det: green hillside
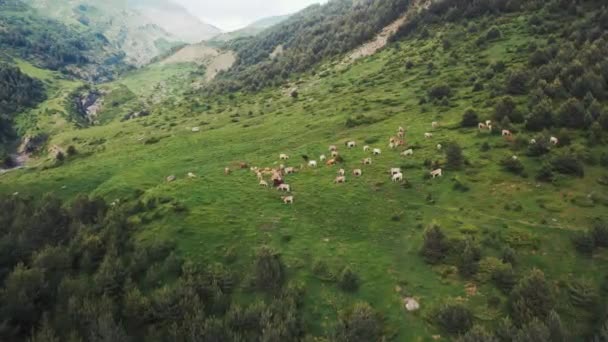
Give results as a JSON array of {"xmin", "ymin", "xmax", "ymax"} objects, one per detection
[{"xmin": 1, "ymin": 0, "xmax": 608, "ymax": 341}]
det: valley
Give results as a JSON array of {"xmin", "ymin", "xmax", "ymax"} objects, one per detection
[{"xmin": 1, "ymin": 0, "xmax": 608, "ymax": 341}]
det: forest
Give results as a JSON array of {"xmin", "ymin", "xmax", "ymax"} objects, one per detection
[
  {"xmin": 0, "ymin": 63, "xmax": 45, "ymax": 149},
  {"xmin": 0, "ymin": 0, "xmax": 127, "ymax": 81},
  {"xmin": 210, "ymin": 0, "xmax": 412, "ymax": 92}
]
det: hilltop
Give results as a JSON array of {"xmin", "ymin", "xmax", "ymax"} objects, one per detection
[{"xmin": 1, "ymin": 0, "xmax": 608, "ymax": 341}]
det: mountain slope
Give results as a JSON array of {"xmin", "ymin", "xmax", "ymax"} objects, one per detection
[
  {"xmin": 1, "ymin": 0, "xmax": 608, "ymax": 341},
  {"xmin": 128, "ymin": 0, "xmax": 221, "ymax": 43},
  {"xmin": 23, "ymin": 0, "xmax": 218, "ymax": 65},
  {"xmin": 209, "ymin": 14, "xmax": 291, "ymax": 42}
]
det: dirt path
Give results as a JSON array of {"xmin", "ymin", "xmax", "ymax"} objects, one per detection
[{"xmin": 343, "ymin": 0, "xmax": 432, "ymax": 64}]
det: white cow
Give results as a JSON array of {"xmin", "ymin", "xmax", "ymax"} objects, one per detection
[
  {"xmin": 284, "ymin": 167, "xmax": 295, "ymax": 174},
  {"xmin": 329, "ymin": 145, "xmax": 337, "ymax": 152},
  {"xmin": 187, "ymin": 172, "xmax": 197, "ymax": 178},
  {"xmin": 362, "ymin": 158, "xmax": 372, "ymax": 165},
  {"xmin": 363, "ymin": 145, "xmax": 370, "ymax": 152},
  {"xmin": 277, "ymin": 184, "xmax": 291, "ymax": 192},
  {"xmin": 432, "ymin": 121, "xmax": 439, "ymax": 129},
  {"xmin": 392, "ymin": 172, "xmax": 403, "ymax": 182},
  {"xmin": 353, "ymin": 169, "xmax": 362, "ymax": 176},
  {"xmin": 390, "ymin": 167, "xmax": 401, "ymax": 175},
  {"xmin": 331, "ymin": 151, "xmax": 340, "ymax": 157},
  {"xmin": 346, "ymin": 141, "xmax": 356, "ymax": 148},
  {"xmin": 530, "ymin": 139, "xmax": 537, "ymax": 144},
  {"xmin": 437, "ymin": 144, "xmax": 442, "ymax": 150},
  {"xmin": 308, "ymin": 160, "xmax": 318, "ymax": 167},
  {"xmin": 373, "ymin": 148, "xmax": 382, "ymax": 155},
  {"xmin": 502, "ymin": 130, "xmax": 512, "ymax": 136},
  {"xmin": 279, "ymin": 153, "xmax": 289, "ymax": 160},
  {"xmin": 281, "ymin": 196, "xmax": 294, "ymax": 204},
  {"xmin": 398, "ymin": 126, "xmax": 405, "ymax": 133},
  {"xmin": 320, "ymin": 154, "xmax": 327, "ymax": 161},
  {"xmin": 259, "ymin": 180, "xmax": 269, "ymax": 187},
  {"xmin": 486, "ymin": 120, "xmax": 492, "ymax": 126},
  {"xmin": 338, "ymin": 168, "xmax": 346, "ymax": 176},
  {"xmin": 512, "ymin": 155, "xmax": 518, "ymax": 160},
  {"xmin": 389, "ymin": 142, "xmax": 396, "ymax": 149},
  {"xmin": 430, "ymin": 169, "xmax": 443, "ymax": 178},
  {"xmin": 478, "ymin": 122, "xmax": 487, "ymax": 130},
  {"xmin": 401, "ymin": 149, "xmax": 413, "ymax": 156},
  {"xmin": 424, "ymin": 133, "xmax": 433, "ymax": 138},
  {"xmin": 550, "ymin": 136, "xmax": 558, "ymax": 145},
  {"xmin": 334, "ymin": 176, "xmax": 346, "ymax": 184}
]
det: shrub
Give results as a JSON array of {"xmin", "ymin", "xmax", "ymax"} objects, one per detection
[
  {"xmin": 536, "ymin": 165, "xmax": 554, "ymax": 182},
  {"xmin": 557, "ymin": 98, "xmax": 586, "ymax": 129},
  {"xmin": 506, "ymin": 69, "xmax": 530, "ymax": 95},
  {"xmin": 338, "ymin": 267, "xmax": 360, "ymax": 292},
  {"xmin": 428, "ymin": 83, "xmax": 452, "ymax": 100},
  {"xmin": 486, "ymin": 26, "xmax": 502, "ymax": 40},
  {"xmin": 66, "ymin": 145, "xmax": 77, "ymax": 156},
  {"xmin": 551, "ymin": 155, "xmax": 584, "ymax": 177},
  {"xmin": 457, "ymin": 238, "xmax": 481, "ymax": 277},
  {"xmin": 494, "ymin": 96, "xmax": 523, "ymax": 123},
  {"xmin": 509, "ymin": 269, "xmax": 554, "ymax": 325},
  {"xmin": 525, "ymin": 99, "xmax": 554, "ymax": 131},
  {"xmin": 334, "ymin": 302, "xmax": 383, "ymax": 342},
  {"xmin": 420, "ymin": 225, "xmax": 450, "ymax": 264},
  {"xmin": 253, "ymin": 246, "xmax": 285, "ymax": 291},
  {"xmin": 572, "ymin": 232, "xmax": 595, "ymax": 255},
  {"xmin": 435, "ymin": 303, "xmax": 474, "ymax": 335},
  {"xmin": 461, "ymin": 108, "xmax": 479, "ymax": 127},
  {"xmin": 501, "ymin": 157, "xmax": 525, "ymax": 176},
  {"xmin": 445, "ymin": 142, "xmax": 464, "ymax": 170}
]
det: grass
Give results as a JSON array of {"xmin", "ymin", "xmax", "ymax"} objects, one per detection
[{"xmin": 2, "ymin": 11, "xmax": 608, "ymax": 340}]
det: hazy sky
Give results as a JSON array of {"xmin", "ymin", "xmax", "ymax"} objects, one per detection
[{"xmin": 174, "ymin": 0, "xmax": 327, "ymax": 31}]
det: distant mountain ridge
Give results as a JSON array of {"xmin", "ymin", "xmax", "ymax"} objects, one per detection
[
  {"xmin": 209, "ymin": 14, "xmax": 291, "ymax": 42},
  {"xmin": 23, "ymin": 0, "xmax": 220, "ymax": 65}
]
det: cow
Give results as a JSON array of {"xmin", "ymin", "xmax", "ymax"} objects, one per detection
[
  {"xmin": 308, "ymin": 160, "xmax": 318, "ymax": 167},
  {"xmin": 424, "ymin": 133, "xmax": 433, "ymax": 138},
  {"xmin": 502, "ymin": 130, "xmax": 512, "ymax": 136},
  {"xmin": 486, "ymin": 120, "xmax": 492, "ymax": 126},
  {"xmin": 550, "ymin": 136, "xmax": 558, "ymax": 145},
  {"xmin": 284, "ymin": 167, "xmax": 295, "ymax": 174},
  {"xmin": 432, "ymin": 121, "xmax": 439, "ymax": 129},
  {"xmin": 279, "ymin": 153, "xmax": 289, "ymax": 160},
  {"xmin": 512, "ymin": 155, "xmax": 518, "ymax": 160},
  {"xmin": 398, "ymin": 126, "xmax": 405, "ymax": 133},
  {"xmin": 430, "ymin": 169, "xmax": 443, "ymax": 178},
  {"xmin": 257, "ymin": 171, "xmax": 264, "ymax": 180},
  {"xmin": 334, "ymin": 176, "xmax": 346, "ymax": 183},
  {"xmin": 392, "ymin": 172, "xmax": 403, "ymax": 182},
  {"xmin": 363, "ymin": 145, "xmax": 370, "ymax": 152},
  {"xmin": 338, "ymin": 168, "xmax": 345, "ymax": 176},
  {"xmin": 362, "ymin": 158, "xmax": 372, "ymax": 165},
  {"xmin": 353, "ymin": 169, "xmax": 362, "ymax": 176},
  {"xmin": 326, "ymin": 159, "xmax": 336, "ymax": 166},
  {"xmin": 397, "ymin": 131, "xmax": 405, "ymax": 139},
  {"xmin": 373, "ymin": 148, "xmax": 381, "ymax": 155},
  {"xmin": 346, "ymin": 141, "xmax": 356, "ymax": 148},
  {"xmin": 478, "ymin": 122, "xmax": 487, "ymax": 130},
  {"xmin": 320, "ymin": 154, "xmax": 327, "ymax": 161},
  {"xmin": 277, "ymin": 184, "xmax": 291, "ymax": 192},
  {"xmin": 281, "ymin": 196, "xmax": 294, "ymax": 204},
  {"xmin": 437, "ymin": 144, "xmax": 442, "ymax": 150},
  {"xmin": 259, "ymin": 180, "xmax": 269, "ymax": 187},
  {"xmin": 401, "ymin": 149, "xmax": 413, "ymax": 156},
  {"xmin": 389, "ymin": 142, "xmax": 396, "ymax": 149},
  {"xmin": 187, "ymin": 172, "xmax": 196, "ymax": 178},
  {"xmin": 390, "ymin": 167, "xmax": 401, "ymax": 175},
  {"xmin": 224, "ymin": 167, "xmax": 231, "ymax": 175},
  {"xmin": 331, "ymin": 151, "xmax": 339, "ymax": 158},
  {"xmin": 530, "ymin": 138, "xmax": 537, "ymax": 144},
  {"xmin": 329, "ymin": 145, "xmax": 337, "ymax": 152}
]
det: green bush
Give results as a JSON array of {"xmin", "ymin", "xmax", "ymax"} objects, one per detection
[
  {"xmin": 551, "ymin": 155, "xmax": 584, "ymax": 177},
  {"xmin": 334, "ymin": 302, "xmax": 383, "ymax": 342},
  {"xmin": 428, "ymin": 83, "xmax": 452, "ymax": 100},
  {"xmin": 338, "ymin": 267, "xmax": 360, "ymax": 292},
  {"xmin": 435, "ymin": 303, "xmax": 474, "ymax": 335},
  {"xmin": 420, "ymin": 225, "xmax": 450, "ymax": 264},
  {"xmin": 461, "ymin": 108, "xmax": 479, "ymax": 127}
]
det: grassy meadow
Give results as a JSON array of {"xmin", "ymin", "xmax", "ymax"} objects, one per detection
[{"xmin": 2, "ymin": 10, "xmax": 608, "ymax": 340}]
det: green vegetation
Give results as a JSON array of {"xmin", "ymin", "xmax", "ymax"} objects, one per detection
[{"xmin": 1, "ymin": 0, "xmax": 608, "ymax": 340}]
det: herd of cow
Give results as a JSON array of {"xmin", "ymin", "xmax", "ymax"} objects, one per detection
[{"xmin": 228, "ymin": 124, "xmax": 448, "ymax": 205}]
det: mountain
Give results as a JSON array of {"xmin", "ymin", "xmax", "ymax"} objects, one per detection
[
  {"xmin": 128, "ymin": 0, "xmax": 221, "ymax": 43},
  {"xmin": 209, "ymin": 14, "xmax": 291, "ymax": 42},
  {"xmin": 1, "ymin": 0, "xmax": 608, "ymax": 341},
  {"xmin": 22, "ymin": 0, "xmax": 219, "ymax": 65}
]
